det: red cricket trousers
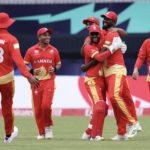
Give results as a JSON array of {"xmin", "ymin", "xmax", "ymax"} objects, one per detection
[
  {"xmin": 31, "ymin": 78, "xmax": 55, "ymax": 135},
  {"xmin": 84, "ymin": 76, "xmax": 106, "ymax": 104},
  {"xmin": 84, "ymin": 76, "xmax": 107, "ymax": 137},
  {"xmin": 105, "ymin": 74, "xmax": 137, "ymax": 135},
  {"xmin": 0, "ymin": 81, "xmax": 14, "ymax": 136}
]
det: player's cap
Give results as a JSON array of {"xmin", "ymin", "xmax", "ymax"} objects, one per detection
[
  {"xmin": 89, "ymin": 24, "xmax": 101, "ymax": 34},
  {"xmin": 101, "ymin": 11, "xmax": 118, "ymax": 23},
  {"xmin": 0, "ymin": 12, "xmax": 15, "ymax": 29},
  {"xmin": 83, "ymin": 16, "xmax": 100, "ymax": 25},
  {"xmin": 37, "ymin": 27, "xmax": 53, "ymax": 36}
]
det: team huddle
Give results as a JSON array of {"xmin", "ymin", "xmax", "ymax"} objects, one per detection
[{"xmin": 1, "ymin": 10, "xmax": 150, "ymax": 143}]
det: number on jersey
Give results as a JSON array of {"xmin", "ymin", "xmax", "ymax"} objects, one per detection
[{"xmin": 0, "ymin": 47, "xmax": 4, "ymax": 63}]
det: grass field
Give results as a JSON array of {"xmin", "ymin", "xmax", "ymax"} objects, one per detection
[{"xmin": 0, "ymin": 116, "xmax": 149, "ymax": 150}]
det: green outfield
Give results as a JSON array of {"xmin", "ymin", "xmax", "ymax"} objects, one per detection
[{"xmin": 0, "ymin": 116, "xmax": 149, "ymax": 150}]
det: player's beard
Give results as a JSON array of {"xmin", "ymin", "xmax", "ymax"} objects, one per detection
[
  {"xmin": 102, "ymin": 21, "xmax": 113, "ymax": 30},
  {"xmin": 91, "ymin": 37, "xmax": 100, "ymax": 44}
]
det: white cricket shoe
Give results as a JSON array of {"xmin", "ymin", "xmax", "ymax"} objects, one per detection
[
  {"xmin": 81, "ymin": 132, "xmax": 90, "ymax": 140},
  {"xmin": 4, "ymin": 126, "xmax": 18, "ymax": 144},
  {"xmin": 137, "ymin": 124, "xmax": 142, "ymax": 132},
  {"xmin": 127, "ymin": 122, "xmax": 141, "ymax": 138},
  {"xmin": 37, "ymin": 134, "xmax": 45, "ymax": 140},
  {"xmin": 45, "ymin": 127, "xmax": 53, "ymax": 139},
  {"xmin": 90, "ymin": 136, "xmax": 104, "ymax": 141},
  {"xmin": 111, "ymin": 134, "xmax": 128, "ymax": 141}
]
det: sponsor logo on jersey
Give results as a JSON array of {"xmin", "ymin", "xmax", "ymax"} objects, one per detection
[
  {"xmin": 34, "ymin": 50, "xmax": 39, "ymax": 54},
  {"xmin": 34, "ymin": 59, "xmax": 52, "ymax": 64},
  {"xmin": 0, "ymin": 39, "xmax": 5, "ymax": 45},
  {"xmin": 34, "ymin": 50, "xmax": 40, "ymax": 55}
]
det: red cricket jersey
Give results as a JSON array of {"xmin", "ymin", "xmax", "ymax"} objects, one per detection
[
  {"xmin": 0, "ymin": 29, "xmax": 31, "ymax": 84},
  {"xmin": 102, "ymin": 31, "xmax": 126, "ymax": 77},
  {"xmin": 24, "ymin": 43, "xmax": 61, "ymax": 80},
  {"xmin": 134, "ymin": 39, "xmax": 150, "ymax": 70},
  {"xmin": 84, "ymin": 43, "xmax": 103, "ymax": 77},
  {"xmin": 103, "ymin": 31, "xmax": 125, "ymax": 67}
]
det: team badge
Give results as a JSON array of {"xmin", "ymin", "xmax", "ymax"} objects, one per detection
[
  {"xmin": 13, "ymin": 43, "xmax": 20, "ymax": 49},
  {"xmin": 50, "ymin": 49, "xmax": 54, "ymax": 53},
  {"xmin": 34, "ymin": 50, "xmax": 39, "ymax": 54},
  {"xmin": 105, "ymin": 41, "xmax": 111, "ymax": 45}
]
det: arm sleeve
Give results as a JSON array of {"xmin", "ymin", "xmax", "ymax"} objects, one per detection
[
  {"xmin": 134, "ymin": 40, "xmax": 147, "ymax": 69},
  {"xmin": 84, "ymin": 45, "xmax": 99, "ymax": 58},
  {"xmin": 93, "ymin": 50, "xmax": 111, "ymax": 62},
  {"xmin": 24, "ymin": 49, "xmax": 31, "ymax": 65},
  {"xmin": 54, "ymin": 49, "xmax": 61, "ymax": 65},
  {"xmin": 9, "ymin": 38, "xmax": 31, "ymax": 78},
  {"xmin": 102, "ymin": 32, "xmax": 117, "ymax": 50}
]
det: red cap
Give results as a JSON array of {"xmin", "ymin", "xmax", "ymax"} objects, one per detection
[
  {"xmin": 89, "ymin": 24, "xmax": 101, "ymax": 34},
  {"xmin": 83, "ymin": 16, "xmax": 100, "ymax": 25},
  {"xmin": 101, "ymin": 11, "xmax": 118, "ymax": 23},
  {"xmin": 0, "ymin": 12, "xmax": 15, "ymax": 29},
  {"xmin": 37, "ymin": 27, "xmax": 53, "ymax": 36}
]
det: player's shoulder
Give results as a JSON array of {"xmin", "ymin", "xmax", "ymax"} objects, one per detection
[
  {"xmin": 84, "ymin": 44, "xmax": 98, "ymax": 52},
  {"xmin": 107, "ymin": 30, "xmax": 119, "ymax": 36},
  {"xmin": 84, "ymin": 44, "xmax": 93, "ymax": 49},
  {"xmin": 84, "ymin": 36, "xmax": 90, "ymax": 43},
  {"xmin": 27, "ymin": 44, "xmax": 38, "ymax": 52},
  {"xmin": 49, "ymin": 44, "xmax": 59, "ymax": 53},
  {"xmin": 143, "ymin": 38, "xmax": 150, "ymax": 44},
  {"xmin": 7, "ymin": 33, "xmax": 18, "ymax": 43}
]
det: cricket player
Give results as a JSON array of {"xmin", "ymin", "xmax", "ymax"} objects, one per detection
[
  {"xmin": 132, "ymin": 39, "xmax": 150, "ymax": 92},
  {"xmin": 81, "ymin": 11, "xmax": 141, "ymax": 141},
  {"xmin": 82, "ymin": 24, "xmax": 123, "ymax": 141},
  {"xmin": 0, "ymin": 12, "xmax": 39, "ymax": 144},
  {"xmin": 101, "ymin": 11, "xmax": 142, "ymax": 140},
  {"xmin": 24, "ymin": 27, "xmax": 61, "ymax": 140},
  {"xmin": 81, "ymin": 15, "xmax": 127, "ymax": 141}
]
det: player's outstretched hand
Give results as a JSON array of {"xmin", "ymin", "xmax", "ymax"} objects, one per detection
[{"xmin": 28, "ymin": 76, "xmax": 39, "ymax": 88}]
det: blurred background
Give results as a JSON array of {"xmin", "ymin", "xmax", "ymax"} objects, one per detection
[{"xmin": 0, "ymin": 0, "xmax": 150, "ymax": 116}]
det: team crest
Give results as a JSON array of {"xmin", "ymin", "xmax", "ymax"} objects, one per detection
[
  {"xmin": 34, "ymin": 50, "xmax": 39, "ymax": 54},
  {"xmin": 50, "ymin": 49, "xmax": 54, "ymax": 53}
]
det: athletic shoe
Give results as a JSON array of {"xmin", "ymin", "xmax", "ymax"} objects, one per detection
[
  {"xmin": 137, "ymin": 124, "xmax": 142, "ymax": 132},
  {"xmin": 4, "ymin": 126, "xmax": 18, "ymax": 144},
  {"xmin": 111, "ymin": 134, "xmax": 128, "ymax": 141},
  {"xmin": 81, "ymin": 132, "xmax": 90, "ymax": 140},
  {"xmin": 90, "ymin": 136, "xmax": 104, "ymax": 141},
  {"xmin": 45, "ymin": 127, "xmax": 53, "ymax": 139},
  {"xmin": 127, "ymin": 122, "xmax": 141, "ymax": 138},
  {"xmin": 37, "ymin": 134, "xmax": 45, "ymax": 140}
]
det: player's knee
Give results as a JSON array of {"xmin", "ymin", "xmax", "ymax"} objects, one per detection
[
  {"xmin": 41, "ymin": 103, "xmax": 51, "ymax": 112},
  {"xmin": 94, "ymin": 100, "xmax": 108, "ymax": 114},
  {"xmin": 2, "ymin": 110, "xmax": 12, "ymax": 118}
]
